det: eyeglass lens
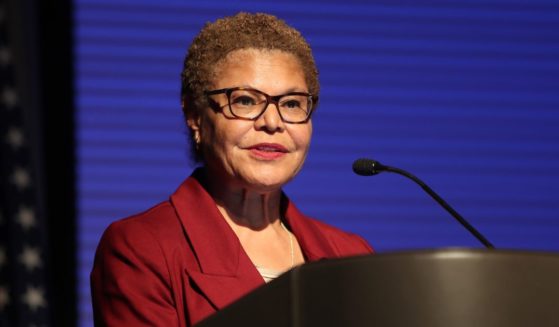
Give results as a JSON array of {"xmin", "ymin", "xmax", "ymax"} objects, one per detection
[{"xmin": 228, "ymin": 89, "xmax": 311, "ymax": 122}]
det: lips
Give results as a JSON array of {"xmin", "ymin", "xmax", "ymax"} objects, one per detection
[
  {"xmin": 246, "ymin": 143, "xmax": 288, "ymax": 160},
  {"xmin": 247, "ymin": 143, "xmax": 288, "ymax": 152}
]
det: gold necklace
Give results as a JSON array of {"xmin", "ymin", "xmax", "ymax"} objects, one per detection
[{"xmin": 281, "ymin": 222, "xmax": 294, "ymax": 268}]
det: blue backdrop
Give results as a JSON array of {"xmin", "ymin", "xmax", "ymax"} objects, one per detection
[{"xmin": 75, "ymin": 0, "xmax": 559, "ymax": 325}]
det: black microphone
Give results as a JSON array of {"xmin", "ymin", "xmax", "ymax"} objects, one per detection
[{"xmin": 352, "ymin": 158, "xmax": 495, "ymax": 249}]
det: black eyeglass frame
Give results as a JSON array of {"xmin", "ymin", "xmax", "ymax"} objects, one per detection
[{"xmin": 204, "ymin": 87, "xmax": 318, "ymax": 124}]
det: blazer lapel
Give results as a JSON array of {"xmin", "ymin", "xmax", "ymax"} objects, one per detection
[
  {"xmin": 186, "ymin": 260, "xmax": 263, "ymax": 310},
  {"xmin": 169, "ymin": 169, "xmax": 340, "ymax": 309},
  {"xmin": 282, "ymin": 195, "xmax": 339, "ymax": 261},
  {"xmin": 170, "ymin": 169, "xmax": 264, "ymax": 309}
]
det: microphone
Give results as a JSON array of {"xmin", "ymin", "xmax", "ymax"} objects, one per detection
[{"xmin": 352, "ymin": 158, "xmax": 495, "ymax": 249}]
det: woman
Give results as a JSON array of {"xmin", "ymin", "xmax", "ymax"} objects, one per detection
[{"xmin": 91, "ymin": 12, "xmax": 373, "ymax": 326}]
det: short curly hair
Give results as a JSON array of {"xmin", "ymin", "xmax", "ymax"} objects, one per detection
[{"xmin": 180, "ymin": 12, "xmax": 320, "ymax": 162}]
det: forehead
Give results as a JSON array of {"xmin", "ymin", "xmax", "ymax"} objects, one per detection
[{"xmin": 210, "ymin": 49, "xmax": 306, "ymax": 90}]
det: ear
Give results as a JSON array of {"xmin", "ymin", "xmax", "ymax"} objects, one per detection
[{"xmin": 183, "ymin": 98, "xmax": 202, "ymax": 143}]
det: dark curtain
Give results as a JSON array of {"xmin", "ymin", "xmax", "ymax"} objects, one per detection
[{"xmin": 0, "ymin": 0, "xmax": 75, "ymax": 326}]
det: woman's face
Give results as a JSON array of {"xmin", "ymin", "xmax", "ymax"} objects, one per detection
[{"xmin": 190, "ymin": 49, "xmax": 313, "ymax": 192}]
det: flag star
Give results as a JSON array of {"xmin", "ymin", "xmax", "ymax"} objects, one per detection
[
  {"xmin": 22, "ymin": 286, "xmax": 47, "ymax": 311},
  {"xmin": 6, "ymin": 127, "xmax": 25, "ymax": 149},
  {"xmin": 0, "ymin": 286, "xmax": 10, "ymax": 311},
  {"xmin": 16, "ymin": 206, "xmax": 36, "ymax": 230},
  {"xmin": 12, "ymin": 166, "xmax": 31, "ymax": 190},
  {"xmin": 0, "ymin": 47, "xmax": 10, "ymax": 66},
  {"xmin": 19, "ymin": 246, "xmax": 42, "ymax": 271},
  {"xmin": 2, "ymin": 87, "xmax": 18, "ymax": 109},
  {"xmin": 0, "ymin": 247, "xmax": 6, "ymax": 267}
]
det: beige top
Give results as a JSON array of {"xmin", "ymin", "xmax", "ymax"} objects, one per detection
[{"xmin": 255, "ymin": 266, "xmax": 283, "ymax": 283}]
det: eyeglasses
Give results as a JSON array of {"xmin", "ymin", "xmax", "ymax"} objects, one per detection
[{"xmin": 204, "ymin": 87, "xmax": 317, "ymax": 124}]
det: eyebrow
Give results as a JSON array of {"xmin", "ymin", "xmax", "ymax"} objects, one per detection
[
  {"xmin": 284, "ymin": 87, "xmax": 309, "ymax": 93},
  {"xmin": 239, "ymin": 85, "xmax": 309, "ymax": 94}
]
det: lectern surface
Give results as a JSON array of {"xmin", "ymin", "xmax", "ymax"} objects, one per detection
[{"xmin": 197, "ymin": 249, "xmax": 559, "ymax": 327}]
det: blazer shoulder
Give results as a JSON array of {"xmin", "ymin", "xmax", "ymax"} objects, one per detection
[
  {"xmin": 301, "ymin": 215, "xmax": 375, "ymax": 256},
  {"xmin": 99, "ymin": 200, "xmax": 185, "ymax": 252}
]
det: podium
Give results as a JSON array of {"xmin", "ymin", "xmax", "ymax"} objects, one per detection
[{"xmin": 197, "ymin": 249, "xmax": 559, "ymax": 327}]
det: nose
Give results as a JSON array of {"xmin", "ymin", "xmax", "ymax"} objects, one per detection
[{"xmin": 254, "ymin": 102, "xmax": 285, "ymax": 133}]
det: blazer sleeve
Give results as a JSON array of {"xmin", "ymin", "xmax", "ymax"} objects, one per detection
[
  {"xmin": 336, "ymin": 232, "xmax": 375, "ymax": 256},
  {"xmin": 90, "ymin": 220, "xmax": 181, "ymax": 326},
  {"xmin": 353, "ymin": 233, "xmax": 375, "ymax": 254}
]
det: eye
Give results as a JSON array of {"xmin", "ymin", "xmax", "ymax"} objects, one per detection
[
  {"xmin": 232, "ymin": 95, "xmax": 257, "ymax": 107},
  {"xmin": 283, "ymin": 100, "xmax": 301, "ymax": 109},
  {"xmin": 280, "ymin": 95, "xmax": 307, "ymax": 111}
]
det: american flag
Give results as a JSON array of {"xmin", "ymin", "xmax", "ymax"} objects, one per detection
[{"xmin": 1, "ymin": 0, "xmax": 51, "ymax": 325}]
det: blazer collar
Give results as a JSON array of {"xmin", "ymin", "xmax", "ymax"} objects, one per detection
[
  {"xmin": 169, "ymin": 168, "xmax": 338, "ymax": 309},
  {"xmin": 170, "ymin": 169, "xmax": 263, "ymax": 309},
  {"xmin": 282, "ymin": 195, "xmax": 338, "ymax": 261},
  {"xmin": 171, "ymin": 168, "xmax": 246, "ymax": 277}
]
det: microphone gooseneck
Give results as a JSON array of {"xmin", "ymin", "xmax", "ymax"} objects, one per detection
[{"xmin": 352, "ymin": 158, "xmax": 495, "ymax": 249}]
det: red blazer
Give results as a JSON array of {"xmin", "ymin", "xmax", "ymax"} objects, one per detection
[{"xmin": 91, "ymin": 170, "xmax": 374, "ymax": 326}]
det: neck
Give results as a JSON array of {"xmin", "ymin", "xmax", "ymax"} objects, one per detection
[{"xmin": 203, "ymin": 171, "xmax": 283, "ymax": 231}]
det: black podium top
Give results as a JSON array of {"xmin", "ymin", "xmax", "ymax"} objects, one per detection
[{"xmin": 198, "ymin": 249, "xmax": 559, "ymax": 327}]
